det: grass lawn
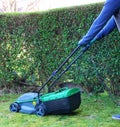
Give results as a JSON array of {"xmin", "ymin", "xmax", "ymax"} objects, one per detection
[{"xmin": 0, "ymin": 92, "xmax": 120, "ymax": 127}]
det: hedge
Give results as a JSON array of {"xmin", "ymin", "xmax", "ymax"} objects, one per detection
[{"xmin": 0, "ymin": 3, "xmax": 120, "ymax": 95}]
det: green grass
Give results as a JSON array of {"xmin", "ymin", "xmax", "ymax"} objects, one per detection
[{"xmin": 0, "ymin": 93, "xmax": 120, "ymax": 127}]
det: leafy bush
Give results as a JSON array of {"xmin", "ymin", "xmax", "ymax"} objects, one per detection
[{"xmin": 0, "ymin": 3, "xmax": 120, "ymax": 95}]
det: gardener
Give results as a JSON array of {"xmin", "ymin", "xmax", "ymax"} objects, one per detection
[{"xmin": 78, "ymin": 0, "xmax": 120, "ymax": 120}]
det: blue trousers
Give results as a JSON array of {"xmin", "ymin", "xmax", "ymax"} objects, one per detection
[{"xmin": 79, "ymin": 0, "xmax": 120, "ymax": 46}]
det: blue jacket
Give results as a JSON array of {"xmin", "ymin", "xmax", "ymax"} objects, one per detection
[{"xmin": 78, "ymin": 0, "xmax": 120, "ymax": 46}]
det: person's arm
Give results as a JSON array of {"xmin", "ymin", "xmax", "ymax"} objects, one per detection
[
  {"xmin": 94, "ymin": 16, "xmax": 117, "ymax": 41},
  {"xmin": 78, "ymin": 0, "xmax": 120, "ymax": 46}
]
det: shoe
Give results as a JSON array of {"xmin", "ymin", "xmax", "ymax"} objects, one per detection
[{"xmin": 112, "ymin": 114, "xmax": 120, "ymax": 120}]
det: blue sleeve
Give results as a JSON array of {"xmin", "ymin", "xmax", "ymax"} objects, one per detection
[
  {"xmin": 94, "ymin": 16, "xmax": 117, "ymax": 40},
  {"xmin": 78, "ymin": 0, "xmax": 120, "ymax": 46}
]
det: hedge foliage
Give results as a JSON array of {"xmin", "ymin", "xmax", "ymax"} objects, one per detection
[{"xmin": 0, "ymin": 3, "xmax": 120, "ymax": 94}]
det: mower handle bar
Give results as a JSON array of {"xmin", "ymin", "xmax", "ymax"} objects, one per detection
[
  {"xmin": 38, "ymin": 44, "xmax": 90, "ymax": 95},
  {"xmin": 38, "ymin": 45, "xmax": 81, "ymax": 93},
  {"xmin": 48, "ymin": 44, "xmax": 90, "ymax": 91}
]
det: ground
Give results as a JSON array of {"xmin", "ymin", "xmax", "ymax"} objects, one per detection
[{"xmin": 0, "ymin": 92, "xmax": 120, "ymax": 127}]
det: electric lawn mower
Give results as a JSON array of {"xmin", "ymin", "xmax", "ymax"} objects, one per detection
[{"xmin": 9, "ymin": 44, "xmax": 91, "ymax": 116}]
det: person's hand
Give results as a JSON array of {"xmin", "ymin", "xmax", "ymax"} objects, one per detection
[
  {"xmin": 78, "ymin": 39, "xmax": 90, "ymax": 47},
  {"xmin": 78, "ymin": 38, "xmax": 96, "ymax": 47}
]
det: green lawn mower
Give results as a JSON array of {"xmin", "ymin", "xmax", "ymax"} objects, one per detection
[{"xmin": 10, "ymin": 45, "xmax": 90, "ymax": 116}]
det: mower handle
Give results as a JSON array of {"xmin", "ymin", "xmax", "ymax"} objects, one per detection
[
  {"xmin": 48, "ymin": 44, "xmax": 91, "ymax": 92},
  {"xmin": 38, "ymin": 45, "xmax": 81, "ymax": 94},
  {"xmin": 38, "ymin": 39, "xmax": 96, "ymax": 96}
]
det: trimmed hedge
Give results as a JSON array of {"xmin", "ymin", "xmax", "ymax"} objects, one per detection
[{"xmin": 0, "ymin": 3, "xmax": 120, "ymax": 95}]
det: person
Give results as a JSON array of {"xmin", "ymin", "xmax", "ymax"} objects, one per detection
[
  {"xmin": 78, "ymin": 0, "xmax": 120, "ymax": 46},
  {"xmin": 78, "ymin": 0, "xmax": 120, "ymax": 120}
]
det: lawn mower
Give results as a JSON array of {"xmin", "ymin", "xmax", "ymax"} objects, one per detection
[{"xmin": 9, "ymin": 44, "xmax": 91, "ymax": 116}]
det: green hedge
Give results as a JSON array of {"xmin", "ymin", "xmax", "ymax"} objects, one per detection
[{"xmin": 0, "ymin": 3, "xmax": 120, "ymax": 95}]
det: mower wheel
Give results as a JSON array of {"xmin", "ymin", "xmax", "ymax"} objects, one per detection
[
  {"xmin": 36, "ymin": 105, "xmax": 46, "ymax": 116},
  {"xmin": 10, "ymin": 102, "xmax": 20, "ymax": 112}
]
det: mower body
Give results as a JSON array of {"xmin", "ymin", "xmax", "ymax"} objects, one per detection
[{"xmin": 10, "ymin": 87, "xmax": 81, "ymax": 116}]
